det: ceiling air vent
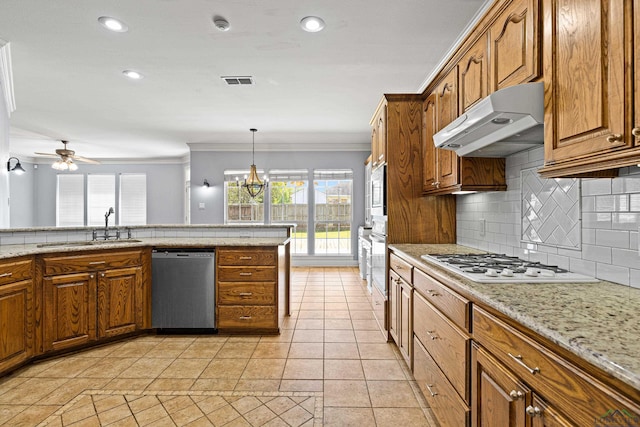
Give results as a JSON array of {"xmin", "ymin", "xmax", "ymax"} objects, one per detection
[{"xmin": 222, "ymin": 76, "xmax": 253, "ymax": 85}]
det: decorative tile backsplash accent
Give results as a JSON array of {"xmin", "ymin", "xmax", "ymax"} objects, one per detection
[{"xmin": 521, "ymin": 167, "xmax": 581, "ymax": 249}]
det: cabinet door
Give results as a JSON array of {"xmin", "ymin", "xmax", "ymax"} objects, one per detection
[
  {"xmin": 97, "ymin": 266, "xmax": 142, "ymax": 338},
  {"xmin": 371, "ymin": 127, "xmax": 378, "ymax": 168},
  {"xmin": 634, "ymin": 0, "xmax": 640, "ymax": 147},
  {"xmin": 398, "ymin": 281, "xmax": 412, "ymax": 365},
  {"xmin": 489, "ymin": 0, "xmax": 540, "ymax": 91},
  {"xmin": 376, "ymin": 105, "xmax": 387, "ymax": 166},
  {"xmin": 388, "ymin": 270, "xmax": 399, "ymax": 344},
  {"xmin": 529, "ymin": 394, "xmax": 573, "ymax": 427},
  {"xmin": 43, "ymin": 273, "xmax": 97, "ymax": 352},
  {"xmin": 436, "ymin": 70, "xmax": 459, "ymax": 189},
  {"xmin": 471, "ymin": 344, "xmax": 528, "ymax": 427},
  {"xmin": 422, "ymin": 93, "xmax": 438, "ymax": 191},
  {"xmin": 542, "ymin": 0, "xmax": 627, "ymax": 165},
  {"xmin": 459, "ymin": 35, "xmax": 488, "ymax": 113},
  {"xmin": 0, "ymin": 279, "xmax": 33, "ymax": 373}
]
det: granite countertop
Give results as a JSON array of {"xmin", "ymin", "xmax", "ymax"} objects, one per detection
[
  {"xmin": 390, "ymin": 243, "xmax": 640, "ymax": 392},
  {"xmin": 0, "ymin": 237, "xmax": 290, "ymax": 259}
]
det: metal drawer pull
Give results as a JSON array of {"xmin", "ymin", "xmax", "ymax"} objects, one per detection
[
  {"xmin": 632, "ymin": 127, "xmax": 640, "ymax": 137},
  {"xmin": 89, "ymin": 261, "xmax": 106, "ymax": 265},
  {"xmin": 239, "ymin": 272, "xmax": 252, "ymax": 276},
  {"xmin": 90, "ymin": 274, "xmax": 95, "ymax": 279},
  {"xmin": 509, "ymin": 390, "xmax": 525, "ymax": 400},
  {"xmin": 239, "ymin": 256, "xmax": 252, "ymax": 260},
  {"xmin": 0, "ymin": 272, "xmax": 13, "ymax": 278},
  {"xmin": 239, "ymin": 292, "xmax": 253, "ymax": 297},
  {"xmin": 508, "ymin": 353, "xmax": 540, "ymax": 375},
  {"xmin": 395, "ymin": 264, "xmax": 403, "ymax": 269},
  {"xmin": 239, "ymin": 316, "xmax": 252, "ymax": 320},
  {"xmin": 425, "ymin": 384, "xmax": 438, "ymax": 397},
  {"xmin": 526, "ymin": 406, "xmax": 542, "ymax": 417},
  {"xmin": 101, "ymin": 273, "xmax": 105, "ymax": 277},
  {"xmin": 426, "ymin": 330, "xmax": 439, "ymax": 340},
  {"xmin": 427, "ymin": 289, "xmax": 440, "ymax": 297}
]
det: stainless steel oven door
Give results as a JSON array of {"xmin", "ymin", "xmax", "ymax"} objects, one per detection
[
  {"xmin": 371, "ymin": 165, "xmax": 386, "ymax": 217},
  {"xmin": 370, "ymin": 232, "xmax": 386, "ymax": 297}
]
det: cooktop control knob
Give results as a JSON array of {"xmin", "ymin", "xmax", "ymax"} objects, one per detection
[
  {"xmin": 485, "ymin": 268, "xmax": 499, "ymax": 277},
  {"xmin": 524, "ymin": 268, "xmax": 539, "ymax": 277},
  {"xmin": 539, "ymin": 269, "xmax": 556, "ymax": 277},
  {"xmin": 501, "ymin": 268, "xmax": 514, "ymax": 277}
]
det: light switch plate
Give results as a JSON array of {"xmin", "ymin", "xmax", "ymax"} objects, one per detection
[{"xmin": 199, "ymin": 203, "xmax": 205, "ymax": 210}]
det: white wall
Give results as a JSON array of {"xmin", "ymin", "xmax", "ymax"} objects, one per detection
[
  {"xmin": 10, "ymin": 162, "xmax": 186, "ymax": 227},
  {"xmin": 190, "ymin": 149, "xmax": 370, "ymax": 259},
  {"xmin": 0, "ymin": 80, "xmax": 9, "ymax": 228},
  {"xmin": 457, "ymin": 146, "xmax": 640, "ymax": 288}
]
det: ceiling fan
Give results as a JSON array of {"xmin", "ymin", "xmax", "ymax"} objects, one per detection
[{"xmin": 35, "ymin": 140, "xmax": 100, "ymax": 171}]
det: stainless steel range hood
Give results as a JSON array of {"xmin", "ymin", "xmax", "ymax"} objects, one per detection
[{"xmin": 433, "ymin": 82, "xmax": 544, "ymax": 157}]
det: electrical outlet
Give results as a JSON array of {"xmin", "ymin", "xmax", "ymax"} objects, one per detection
[
  {"xmin": 479, "ymin": 218, "xmax": 486, "ymax": 236},
  {"xmin": 199, "ymin": 203, "xmax": 205, "ymax": 210}
]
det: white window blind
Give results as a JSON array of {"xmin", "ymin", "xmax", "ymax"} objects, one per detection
[
  {"xmin": 119, "ymin": 173, "xmax": 147, "ymax": 225},
  {"xmin": 87, "ymin": 174, "xmax": 116, "ymax": 226},
  {"xmin": 56, "ymin": 174, "xmax": 84, "ymax": 227}
]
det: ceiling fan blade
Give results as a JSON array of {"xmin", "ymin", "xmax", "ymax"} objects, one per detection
[
  {"xmin": 71, "ymin": 155, "xmax": 101, "ymax": 164},
  {"xmin": 34, "ymin": 152, "xmax": 60, "ymax": 157}
]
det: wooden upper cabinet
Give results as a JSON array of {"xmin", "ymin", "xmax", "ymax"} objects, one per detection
[
  {"xmin": 436, "ymin": 69, "xmax": 459, "ymax": 190},
  {"xmin": 488, "ymin": 0, "xmax": 540, "ymax": 91},
  {"xmin": 459, "ymin": 34, "xmax": 489, "ymax": 113},
  {"xmin": 538, "ymin": 0, "xmax": 635, "ymax": 177},
  {"xmin": 371, "ymin": 101, "xmax": 387, "ymax": 169},
  {"xmin": 422, "ymin": 94, "xmax": 438, "ymax": 191}
]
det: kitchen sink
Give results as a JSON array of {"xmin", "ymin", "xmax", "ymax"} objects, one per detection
[{"xmin": 36, "ymin": 239, "xmax": 143, "ymax": 248}]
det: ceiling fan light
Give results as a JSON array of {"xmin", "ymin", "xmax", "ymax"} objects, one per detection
[
  {"xmin": 52, "ymin": 160, "xmax": 67, "ymax": 171},
  {"xmin": 67, "ymin": 161, "xmax": 78, "ymax": 171}
]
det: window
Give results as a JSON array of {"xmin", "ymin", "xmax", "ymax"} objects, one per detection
[
  {"xmin": 313, "ymin": 169, "xmax": 353, "ymax": 255},
  {"xmin": 87, "ymin": 174, "xmax": 116, "ymax": 226},
  {"xmin": 224, "ymin": 170, "xmax": 265, "ymax": 223},
  {"xmin": 120, "ymin": 173, "xmax": 147, "ymax": 225},
  {"xmin": 269, "ymin": 170, "xmax": 308, "ymax": 254},
  {"xmin": 56, "ymin": 173, "xmax": 147, "ymax": 226},
  {"xmin": 56, "ymin": 174, "xmax": 84, "ymax": 227}
]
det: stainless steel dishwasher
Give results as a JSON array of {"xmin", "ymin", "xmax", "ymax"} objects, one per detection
[{"xmin": 151, "ymin": 249, "xmax": 216, "ymax": 330}]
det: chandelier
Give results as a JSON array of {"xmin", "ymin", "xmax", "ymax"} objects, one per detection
[{"xmin": 242, "ymin": 128, "xmax": 266, "ymax": 198}]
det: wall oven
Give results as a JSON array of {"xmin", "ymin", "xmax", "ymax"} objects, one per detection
[{"xmin": 370, "ymin": 216, "xmax": 387, "ymax": 297}]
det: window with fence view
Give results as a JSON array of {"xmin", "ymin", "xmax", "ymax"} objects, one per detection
[
  {"xmin": 269, "ymin": 170, "xmax": 308, "ymax": 254},
  {"xmin": 314, "ymin": 170, "xmax": 352, "ymax": 255},
  {"xmin": 225, "ymin": 170, "xmax": 265, "ymax": 223}
]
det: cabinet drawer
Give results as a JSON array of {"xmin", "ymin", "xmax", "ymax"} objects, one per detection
[
  {"xmin": 0, "ymin": 258, "xmax": 33, "ymax": 285},
  {"xmin": 217, "ymin": 305, "xmax": 276, "ymax": 330},
  {"xmin": 473, "ymin": 306, "xmax": 640, "ymax": 425},
  {"xmin": 217, "ymin": 266, "xmax": 277, "ymax": 282},
  {"xmin": 42, "ymin": 250, "xmax": 142, "ymax": 275},
  {"xmin": 218, "ymin": 282, "xmax": 276, "ymax": 305},
  {"xmin": 414, "ymin": 268, "xmax": 470, "ymax": 331},
  {"xmin": 217, "ymin": 248, "xmax": 277, "ymax": 266},
  {"xmin": 414, "ymin": 337, "xmax": 470, "ymax": 427},
  {"xmin": 414, "ymin": 291, "xmax": 469, "ymax": 402},
  {"xmin": 389, "ymin": 253, "xmax": 412, "ymax": 283}
]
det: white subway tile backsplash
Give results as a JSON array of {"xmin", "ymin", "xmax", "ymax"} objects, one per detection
[
  {"xmin": 595, "ymin": 195, "xmax": 629, "ymax": 212},
  {"xmin": 611, "ymin": 248, "xmax": 640, "ymax": 269},
  {"xmin": 582, "ymin": 244, "xmax": 612, "ymax": 263},
  {"xmin": 596, "ymin": 263, "xmax": 629, "ymax": 286},
  {"xmin": 582, "ymin": 212, "xmax": 612, "ymax": 230},
  {"xmin": 630, "ymin": 269, "xmax": 640, "ymax": 289},
  {"xmin": 595, "ymin": 229, "xmax": 630, "ymax": 249},
  {"xmin": 569, "ymin": 258, "xmax": 597, "ymax": 277},
  {"xmin": 612, "ymin": 176, "xmax": 640, "ymax": 193},
  {"xmin": 582, "ymin": 178, "xmax": 612, "ymax": 196},
  {"xmin": 611, "ymin": 213, "xmax": 640, "ymax": 230}
]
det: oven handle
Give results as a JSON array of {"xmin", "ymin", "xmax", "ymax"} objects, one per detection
[{"xmin": 370, "ymin": 234, "xmax": 386, "ymax": 243}]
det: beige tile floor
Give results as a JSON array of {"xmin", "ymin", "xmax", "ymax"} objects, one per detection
[{"xmin": 0, "ymin": 267, "xmax": 437, "ymax": 426}]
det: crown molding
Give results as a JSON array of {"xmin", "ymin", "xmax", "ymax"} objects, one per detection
[{"xmin": 188, "ymin": 141, "xmax": 370, "ymax": 152}]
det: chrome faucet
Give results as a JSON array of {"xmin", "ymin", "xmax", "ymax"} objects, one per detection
[{"xmin": 104, "ymin": 207, "xmax": 114, "ymax": 239}]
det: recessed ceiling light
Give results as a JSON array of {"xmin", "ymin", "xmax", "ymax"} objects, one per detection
[
  {"xmin": 122, "ymin": 70, "xmax": 143, "ymax": 80},
  {"xmin": 213, "ymin": 16, "xmax": 230, "ymax": 32},
  {"xmin": 300, "ymin": 16, "xmax": 325, "ymax": 33},
  {"xmin": 98, "ymin": 16, "xmax": 129, "ymax": 33}
]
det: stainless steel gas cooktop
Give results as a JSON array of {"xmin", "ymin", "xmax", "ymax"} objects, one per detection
[{"xmin": 420, "ymin": 253, "xmax": 598, "ymax": 283}]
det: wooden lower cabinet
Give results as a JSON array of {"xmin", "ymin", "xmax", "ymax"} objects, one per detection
[
  {"xmin": 97, "ymin": 266, "xmax": 143, "ymax": 338},
  {"xmin": 43, "ymin": 272, "xmax": 97, "ymax": 352},
  {"xmin": 216, "ymin": 247, "xmax": 279, "ymax": 333},
  {"xmin": 41, "ymin": 249, "xmax": 148, "ymax": 352},
  {"xmin": 0, "ymin": 257, "xmax": 34, "ymax": 374},
  {"xmin": 388, "ymin": 267, "xmax": 412, "ymax": 366}
]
